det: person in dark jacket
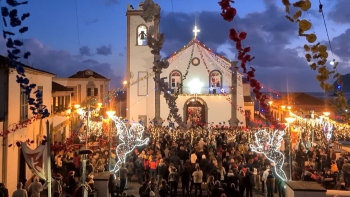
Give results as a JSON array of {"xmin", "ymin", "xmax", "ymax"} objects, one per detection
[
  {"xmin": 66, "ymin": 171, "xmax": 77, "ymax": 196},
  {"xmin": 210, "ymin": 180, "xmax": 224, "ymax": 197},
  {"xmin": 181, "ymin": 164, "xmax": 191, "ymax": 196},
  {"xmin": 108, "ymin": 174, "xmax": 117, "ymax": 197},
  {"xmin": 226, "ymin": 183, "xmax": 240, "ymax": 197},
  {"xmin": 266, "ymin": 171, "xmax": 275, "ymax": 197},
  {"xmin": 199, "ymin": 155, "xmax": 209, "ymax": 182},
  {"xmin": 0, "ymin": 183, "xmax": 8, "ymax": 197},
  {"xmin": 243, "ymin": 169, "xmax": 254, "ymax": 197}
]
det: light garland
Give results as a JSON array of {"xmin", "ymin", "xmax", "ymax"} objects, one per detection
[
  {"xmin": 110, "ymin": 116, "xmax": 149, "ymax": 173},
  {"xmin": 250, "ymin": 129, "xmax": 287, "ymax": 181}
]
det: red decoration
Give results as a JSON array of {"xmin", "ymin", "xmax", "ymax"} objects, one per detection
[
  {"xmin": 0, "ymin": 116, "xmax": 39, "ymax": 138},
  {"xmin": 218, "ymin": 0, "xmax": 284, "ymax": 130}
]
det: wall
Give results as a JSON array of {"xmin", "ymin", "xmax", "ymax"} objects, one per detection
[
  {"xmin": 53, "ymin": 78, "xmax": 109, "ymax": 106},
  {"xmin": 127, "ymin": 10, "xmax": 154, "ymax": 121},
  {"xmin": 126, "ymin": 7, "xmax": 248, "ymax": 125},
  {"xmin": 5, "ymin": 68, "xmax": 54, "ymax": 193}
]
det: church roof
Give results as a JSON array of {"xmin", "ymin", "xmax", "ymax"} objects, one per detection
[
  {"xmin": 68, "ymin": 69, "xmax": 109, "ymax": 80},
  {"xmin": 164, "ymin": 39, "xmax": 232, "ymax": 64}
]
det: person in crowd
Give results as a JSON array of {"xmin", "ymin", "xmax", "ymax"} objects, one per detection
[
  {"xmin": 192, "ymin": 165, "xmax": 203, "ymax": 197},
  {"xmin": 238, "ymin": 170, "xmax": 245, "ymax": 197},
  {"xmin": 0, "ymin": 183, "xmax": 8, "ymax": 197},
  {"xmin": 12, "ymin": 183, "xmax": 28, "ymax": 197},
  {"xmin": 52, "ymin": 174, "xmax": 63, "ymax": 196},
  {"xmin": 168, "ymin": 167, "xmax": 179, "ymax": 197},
  {"xmin": 66, "ymin": 171, "xmax": 77, "ymax": 196},
  {"xmin": 119, "ymin": 163, "xmax": 128, "ymax": 195},
  {"xmin": 266, "ymin": 171, "xmax": 275, "ymax": 197},
  {"xmin": 27, "ymin": 177, "xmax": 44, "ymax": 197},
  {"xmin": 108, "ymin": 174, "xmax": 117, "ymax": 197},
  {"xmin": 158, "ymin": 180, "xmax": 169, "ymax": 197},
  {"xmin": 181, "ymin": 163, "xmax": 191, "ymax": 196}
]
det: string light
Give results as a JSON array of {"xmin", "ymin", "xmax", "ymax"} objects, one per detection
[
  {"xmin": 110, "ymin": 116, "xmax": 149, "ymax": 173},
  {"xmin": 250, "ymin": 129, "xmax": 287, "ymax": 181}
]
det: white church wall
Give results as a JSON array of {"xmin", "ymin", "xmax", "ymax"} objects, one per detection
[
  {"xmin": 127, "ymin": 12, "xmax": 154, "ymax": 122},
  {"xmin": 161, "ymin": 42, "xmax": 233, "ymax": 95},
  {"xmin": 236, "ymin": 73, "xmax": 246, "ymax": 125}
]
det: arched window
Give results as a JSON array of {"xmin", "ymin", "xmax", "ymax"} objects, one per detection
[
  {"xmin": 209, "ymin": 70, "xmax": 222, "ymax": 94},
  {"xmin": 137, "ymin": 25, "xmax": 147, "ymax": 46},
  {"xmin": 169, "ymin": 70, "xmax": 182, "ymax": 94}
]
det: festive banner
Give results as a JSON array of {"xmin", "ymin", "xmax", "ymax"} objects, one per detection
[{"xmin": 21, "ymin": 142, "xmax": 47, "ymax": 181}]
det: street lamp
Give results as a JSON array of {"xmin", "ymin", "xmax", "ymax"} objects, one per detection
[
  {"xmin": 74, "ymin": 104, "xmax": 80, "ymax": 109},
  {"xmin": 323, "ymin": 112, "xmax": 330, "ymax": 117},
  {"xmin": 285, "ymin": 117, "xmax": 296, "ymax": 180},
  {"xmin": 281, "ymin": 105, "xmax": 286, "ymax": 110},
  {"xmin": 123, "ymin": 80, "xmax": 127, "ymax": 85},
  {"xmin": 97, "ymin": 102, "xmax": 102, "ymax": 108},
  {"xmin": 268, "ymin": 101, "xmax": 273, "ymax": 105},
  {"xmin": 287, "ymin": 106, "xmax": 291, "ymax": 110},
  {"xmin": 106, "ymin": 110, "xmax": 116, "ymax": 171}
]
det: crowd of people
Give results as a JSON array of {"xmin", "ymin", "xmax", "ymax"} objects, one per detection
[{"xmin": 8, "ymin": 124, "xmax": 350, "ymax": 197}]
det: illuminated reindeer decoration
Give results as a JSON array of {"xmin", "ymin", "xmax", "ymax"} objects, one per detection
[
  {"xmin": 250, "ymin": 130, "xmax": 287, "ymax": 181},
  {"xmin": 110, "ymin": 117, "xmax": 149, "ymax": 173}
]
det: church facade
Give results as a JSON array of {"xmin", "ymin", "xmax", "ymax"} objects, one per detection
[{"xmin": 125, "ymin": 3, "xmax": 253, "ymax": 126}]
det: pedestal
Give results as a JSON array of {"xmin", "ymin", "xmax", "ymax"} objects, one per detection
[
  {"xmin": 94, "ymin": 172, "xmax": 111, "ymax": 197},
  {"xmin": 285, "ymin": 181, "xmax": 326, "ymax": 197}
]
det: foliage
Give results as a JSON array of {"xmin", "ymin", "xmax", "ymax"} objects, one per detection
[
  {"xmin": 281, "ymin": 0, "xmax": 349, "ymax": 120},
  {"xmin": 2, "ymin": 0, "xmax": 49, "ymax": 119}
]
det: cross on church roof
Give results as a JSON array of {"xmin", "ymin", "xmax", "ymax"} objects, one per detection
[{"xmin": 193, "ymin": 26, "xmax": 200, "ymax": 38}]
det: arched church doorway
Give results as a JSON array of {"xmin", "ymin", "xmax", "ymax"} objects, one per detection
[{"xmin": 183, "ymin": 97, "xmax": 208, "ymax": 125}]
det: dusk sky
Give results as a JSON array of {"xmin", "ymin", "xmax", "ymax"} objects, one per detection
[{"xmin": 0, "ymin": 0, "xmax": 349, "ymax": 92}]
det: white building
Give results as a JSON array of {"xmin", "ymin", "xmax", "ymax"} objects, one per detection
[
  {"xmin": 0, "ymin": 55, "xmax": 70, "ymax": 193},
  {"xmin": 125, "ymin": 3, "xmax": 252, "ymax": 126},
  {"xmin": 53, "ymin": 69, "xmax": 110, "ymax": 106}
]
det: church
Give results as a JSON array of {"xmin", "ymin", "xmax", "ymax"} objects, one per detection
[{"xmin": 125, "ymin": 2, "xmax": 253, "ymax": 126}]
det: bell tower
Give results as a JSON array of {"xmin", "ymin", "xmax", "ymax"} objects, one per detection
[{"xmin": 126, "ymin": 2, "xmax": 158, "ymax": 123}]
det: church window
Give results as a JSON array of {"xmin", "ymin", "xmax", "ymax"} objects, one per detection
[
  {"xmin": 209, "ymin": 70, "xmax": 222, "ymax": 94},
  {"xmin": 169, "ymin": 70, "xmax": 182, "ymax": 94},
  {"xmin": 137, "ymin": 25, "xmax": 147, "ymax": 46}
]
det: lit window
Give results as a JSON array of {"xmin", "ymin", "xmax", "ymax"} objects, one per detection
[
  {"xmin": 209, "ymin": 71, "xmax": 222, "ymax": 94},
  {"xmin": 169, "ymin": 71, "xmax": 182, "ymax": 93},
  {"xmin": 137, "ymin": 25, "xmax": 147, "ymax": 46}
]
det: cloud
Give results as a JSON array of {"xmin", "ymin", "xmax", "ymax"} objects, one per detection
[
  {"xmin": 85, "ymin": 19, "xmax": 98, "ymax": 25},
  {"xmin": 331, "ymin": 28, "xmax": 350, "ymax": 62},
  {"xmin": 0, "ymin": 38, "xmax": 122, "ymax": 88},
  {"xmin": 161, "ymin": 6, "xmax": 304, "ymax": 68},
  {"xmin": 96, "ymin": 45, "xmax": 112, "ymax": 56},
  {"xmin": 328, "ymin": 0, "xmax": 350, "ymax": 24},
  {"xmin": 118, "ymin": 53, "xmax": 123, "ymax": 57},
  {"xmin": 79, "ymin": 46, "xmax": 93, "ymax": 56},
  {"xmin": 158, "ymin": 5, "xmax": 332, "ymax": 91}
]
